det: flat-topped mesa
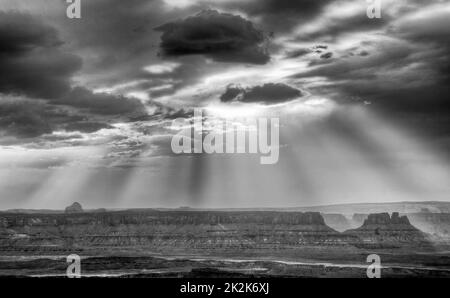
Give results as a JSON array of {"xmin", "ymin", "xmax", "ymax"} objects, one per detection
[
  {"xmin": 0, "ymin": 211, "xmax": 356, "ymax": 252},
  {"xmin": 0, "ymin": 211, "xmax": 331, "ymax": 228},
  {"xmin": 345, "ymin": 212, "xmax": 429, "ymax": 247}
]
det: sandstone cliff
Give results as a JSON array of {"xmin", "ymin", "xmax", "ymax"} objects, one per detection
[
  {"xmin": 345, "ymin": 212, "xmax": 429, "ymax": 247},
  {"xmin": 0, "ymin": 211, "xmax": 357, "ymax": 253}
]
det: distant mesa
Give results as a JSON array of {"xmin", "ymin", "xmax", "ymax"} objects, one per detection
[
  {"xmin": 349, "ymin": 212, "xmax": 418, "ymax": 232},
  {"xmin": 345, "ymin": 212, "xmax": 430, "ymax": 246},
  {"xmin": 65, "ymin": 202, "xmax": 84, "ymax": 214},
  {"xmin": 364, "ymin": 212, "xmax": 411, "ymax": 226}
]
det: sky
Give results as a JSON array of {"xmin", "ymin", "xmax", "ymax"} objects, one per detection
[{"xmin": 0, "ymin": 0, "xmax": 449, "ymax": 209}]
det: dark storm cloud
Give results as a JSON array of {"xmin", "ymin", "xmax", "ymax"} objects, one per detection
[
  {"xmin": 0, "ymin": 11, "xmax": 151, "ymax": 140},
  {"xmin": 155, "ymin": 10, "xmax": 270, "ymax": 64},
  {"xmin": 1, "ymin": 1, "xmax": 205, "ymax": 101},
  {"xmin": 0, "ymin": 12, "xmax": 60, "ymax": 53},
  {"xmin": 0, "ymin": 100, "xmax": 54, "ymax": 138},
  {"xmin": 56, "ymin": 87, "xmax": 147, "ymax": 117},
  {"xmin": 0, "ymin": 99, "xmax": 104, "ymax": 139},
  {"xmin": 0, "ymin": 12, "xmax": 82, "ymax": 99},
  {"xmin": 220, "ymin": 83, "xmax": 303, "ymax": 104},
  {"xmin": 1, "ymin": 0, "xmax": 448, "ymax": 145},
  {"xmin": 0, "ymin": 84, "xmax": 148, "ymax": 138}
]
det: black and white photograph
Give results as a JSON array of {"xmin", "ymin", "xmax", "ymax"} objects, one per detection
[{"xmin": 0, "ymin": 0, "xmax": 449, "ymax": 288}]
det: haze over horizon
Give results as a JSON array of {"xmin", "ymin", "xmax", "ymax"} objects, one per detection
[{"xmin": 0, "ymin": 0, "xmax": 449, "ymax": 209}]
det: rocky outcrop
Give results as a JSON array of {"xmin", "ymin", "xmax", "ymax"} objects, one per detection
[
  {"xmin": 337, "ymin": 212, "xmax": 450, "ymax": 240},
  {"xmin": 345, "ymin": 212, "xmax": 429, "ymax": 247},
  {"xmin": 364, "ymin": 212, "xmax": 410, "ymax": 225},
  {"xmin": 64, "ymin": 202, "xmax": 83, "ymax": 214}
]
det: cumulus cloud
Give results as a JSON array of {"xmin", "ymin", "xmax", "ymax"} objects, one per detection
[
  {"xmin": 220, "ymin": 83, "xmax": 303, "ymax": 104},
  {"xmin": 155, "ymin": 10, "xmax": 270, "ymax": 64}
]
